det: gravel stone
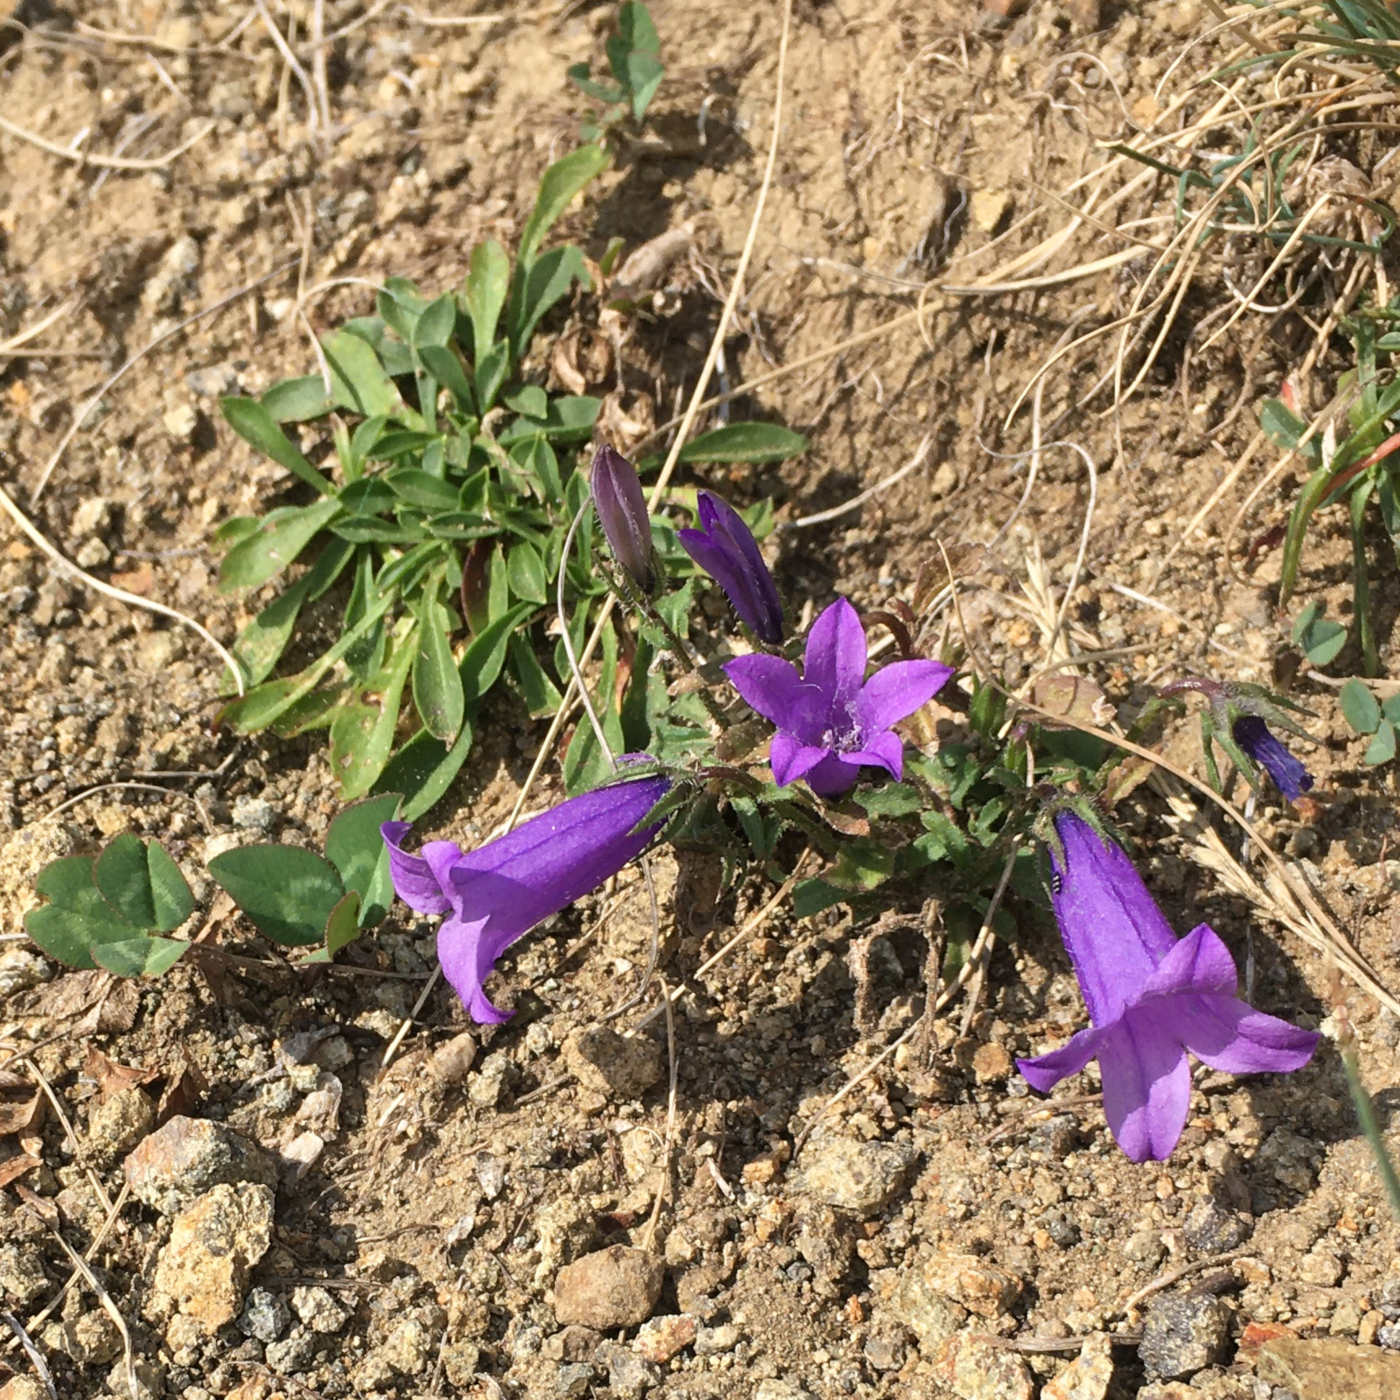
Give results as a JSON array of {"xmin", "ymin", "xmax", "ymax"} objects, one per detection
[
  {"xmin": 1138, "ymin": 1294, "xmax": 1230, "ymax": 1379},
  {"xmin": 291, "ymin": 1284, "xmax": 352, "ymax": 1333},
  {"xmin": 562, "ymin": 1025, "xmax": 663, "ymax": 1099},
  {"xmin": 0, "ymin": 1242, "xmax": 49, "ymax": 1307},
  {"xmin": 792, "ymin": 1134, "xmax": 916, "ymax": 1217},
  {"xmin": 1258, "ymin": 1336, "xmax": 1400, "ymax": 1398},
  {"xmin": 1043, "ymin": 1332, "xmax": 1114, "ymax": 1400},
  {"xmin": 932, "ymin": 1332, "xmax": 1035, "ymax": 1400},
  {"xmin": 152, "ymin": 1183, "xmax": 275, "ymax": 1334},
  {"xmin": 85, "ymin": 1087, "xmax": 156, "ymax": 1164},
  {"xmin": 555, "ymin": 1362, "xmax": 595, "ymax": 1397},
  {"xmin": 635, "ymin": 1312, "xmax": 697, "ymax": 1363},
  {"xmin": 905, "ymin": 1249, "xmax": 1024, "ymax": 1318},
  {"xmin": 597, "ymin": 1340, "xmax": 659, "ymax": 1397},
  {"xmin": 1182, "ymin": 1198, "xmax": 1252, "ymax": 1253},
  {"xmin": 553, "ymin": 1246, "xmax": 664, "ymax": 1330},
  {"xmin": 124, "ymin": 1116, "xmax": 277, "ymax": 1216},
  {"xmin": 888, "ymin": 1266, "xmax": 968, "ymax": 1349},
  {"xmin": 264, "ymin": 1327, "xmax": 319, "ymax": 1373},
  {"xmin": 237, "ymin": 1287, "xmax": 291, "ymax": 1342}
]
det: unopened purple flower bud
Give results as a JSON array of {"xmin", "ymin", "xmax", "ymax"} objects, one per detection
[
  {"xmin": 677, "ymin": 490, "xmax": 784, "ymax": 644},
  {"xmin": 591, "ymin": 444, "xmax": 659, "ymax": 595}
]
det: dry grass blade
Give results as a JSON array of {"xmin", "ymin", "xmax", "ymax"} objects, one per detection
[{"xmin": 0, "ymin": 111, "xmax": 214, "ymax": 170}]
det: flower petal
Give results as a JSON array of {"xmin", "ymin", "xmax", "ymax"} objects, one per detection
[
  {"xmin": 1017, "ymin": 1023, "xmax": 1107, "ymax": 1093},
  {"xmin": 678, "ymin": 492, "xmax": 784, "ymax": 644},
  {"xmin": 436, "ymin": 913, "xmax": 514, "ymax": 1024},
  {"xmin": 1051, "ymin": 812, "xmax": 1178, "ymax": 1025},
  {"xmin": 842, "ymin": 728, "xmax": 906, "ymax": 781},
  {"xmin": 723, "ymin": 654, "xmax": 811, "ymax": 730},
  {"xmin": 1172, "ymin": 993, "xmax": 1321, "ymax": 1074},
  {"xmin": 770, "ymin": 733, "xmax": 831, "ymax": 788},
  {"xmin": 1098, "ymin": 1015, "xmax": 1192, "ymax": 1162},
  {"xmin": 380, "ymin": 821, "xmax": 455, "ymax": 915},
  {"xmin": 1232, "ymin": 715, "xmax": 1313, "ymax": 800},
  {"xmin": 1142, "ymin": 923, "xmax": 1238, "ymax": 999},
  {"xmin": 855, "ymin": 659, "xmax": 953, "ymax": 734},
  {"xmin": 802, "ymin": 752, "xmax": 863, "ymax": 798},
  {"xmin": 803, "ymin": 598, "xmax": 867, "ymax": 713}
]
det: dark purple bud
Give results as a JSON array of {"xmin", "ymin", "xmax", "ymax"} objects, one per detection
[
  {"xmin": 1231, "ymin": 715, "xmax": 1314, "ymax": 802},
  {"xmin": 677, "ymin": 490, "xmax": 784, "ymax": 644},
  {"xmin": 591, "ymin": 444, "xmax": 659, "ymax": 595}
]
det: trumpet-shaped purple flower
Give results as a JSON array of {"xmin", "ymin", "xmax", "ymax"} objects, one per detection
[
  {"xmin": 1231, "ymin": 715, "xmax": 1313, "ymax": 802},
  {"xmin": 591, "ymin": 444, "xmax": 660, "ymax": 595},
  {"xmin": 382, "ymin": 771, "xmax": 671, "ymax": 1023},
  {"xmin": 677, "ymin": 491, "xmax": 784, "ymax": 644},
  {"xmin": 723, "ymin": 597, "xmax": 952, "ymax": 798},
  {"xmin": 1017, "ymin": 811, "xmax": 1320, "ymax": 1161}
]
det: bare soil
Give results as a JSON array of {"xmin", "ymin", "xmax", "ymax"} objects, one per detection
[{"xmin": 2, "ymin": 3, "xmax": 1399, "ymax": 1399}]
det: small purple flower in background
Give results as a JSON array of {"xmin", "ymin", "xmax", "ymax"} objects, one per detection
[
  {"xmin": 1231, "ymin": 715, "xmax": 1313, "ymax": 801},
  {"xmin": 382, "ymin": 770, "xmax": 671, "ymax": 1023},
  {"xmin": 591, "ymin": 444, "xmax": 659, "ymax": 595},
  {"xmin": 1161, "ymin": 676, "xmax": 1315, "ymax": 804},
  {"xmin": 1017, "ymin": 811, "xmax": 1320, "ymax": 1162},
  {"xmin": 723, "ymin": 597, "xmax": 952, "ymax": 798},
  {"xmin": 677, "ymin": 490, "xmax": 784, "ymax": 644}
]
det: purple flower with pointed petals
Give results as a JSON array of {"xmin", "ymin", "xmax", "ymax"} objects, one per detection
[
  {"xmin": 591, "ymin": 444, "xmax": 660, "ymax": 595},
  {"xmin": 1017, "ymin": 811, "xmax": 1320, "ymax": 1161},
  {"xmin": 382, "ymin": 771, "xmax": 671, "ymax": 1023},
  {"xmin": 723, "ymin": 597, "xmax": 952, "ymax": 798},
  {"xmin": 677, "ymin": 491, "xmax": 784, "ymax": 644},
  {"xmin": 1231, "ymin": 715, "xmax": 1313, "ymax": 802}
]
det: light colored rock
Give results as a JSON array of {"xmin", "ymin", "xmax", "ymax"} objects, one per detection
[
  {"xmin": 932, "ymin": 1332, "xmax": 1034, "ymax": 1400},
  {"xmin": 562, "ymin": 1026, "xmax": 662, "ymax": 1099},
  {"xmin": 152, "ymin": 1183, "xmax": 274, "ymax": 1333},
  {"xmin": 793, "ymin": 1135, "xmax": 915, "ymax": 1217},
  {"xmin": 553, "ymin": 1246, "xmax": 664, "ymax": 1330},
  {"xmin": 1258, "ymin": 1337, "xmax": 1400, "ymax": 1400},
  {"xmin": 1043, "ymin": 1332, "xmax": 1114, "ymax": 1400}
]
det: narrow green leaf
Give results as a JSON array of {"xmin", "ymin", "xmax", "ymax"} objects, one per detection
[
  {"xmin": 464, "ymin": 239, "xmax": 511, "ymax": 367},
  {"xmin": 218, "ymin": 497, "xmax": 344, "ymax": 593},
  {"xmin": 330, "ymin": 628, "xmax": 416, "ymax": 800},
  {"xmin": 322, "ymin": 890, "xmax": 363, "ymax": 957},
  {"xmin": 678, "ymin": 422, "xmax": 808, "ymax": 464},
  {"xmin": 510, "ymin": 244, "xmax": 592, "ymax": 355},
  {"xmin": 208, "ymin": 845, "xmax": 345, "ymax": 948},
  {"xmin": 322, "ymin": 328, "xmax": 402, "ymax": 419},
  {"xmin": 413, "ymin": 594, "xmax": 465, "ymax": 742},
  {"xmin": 507, "ymin": 541, "xmax": 548, "ymax": 605},
  {"xmin": 1340, "ymin": 678, "xmax": 1382, "ymax": 734},
  {"xmin": 261, "ymin": 375, "xmax": 333, "ymax": 423},
  {"xmin": 517, "ymin": 145, "xmax": 609, "ymax": 270},
  {"xmin": 219, "ymin": 588, "xmax": 396, "ymax": 733},
  {"xmin": 91, "ymin": 937, "xmax": 189, "ymax": 977},
  {"xmin": 414, "ymin": 293, "xmax": 457, "ymax": 349},
  {"xmin": 474, "ymin": 342, "xmax": 509, "ymax": 413},
  {"xmin": 508, "ymin": 633, "xmax": 563, "ymax": 717},
  {"xmin": 461, "ymin": 601, "xmax": 536, "ymax": 706},
  {"xmin": 417, "ymin": 343, "xmax": 475, "ymax": 408},
  {"xmin": 221, "ymin": 397, "xmax": 333, "ymax": 496},
  {"xmin": 791, "ymin": 879, "xmax": 848, "ymax": 920},
  {"xmin": 232, "ymin": 573, "xmax": 312, "ymax": 687},
  {"xmin": 374, "ymin": 718, "xmax": 475, "ymax": 821}
]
